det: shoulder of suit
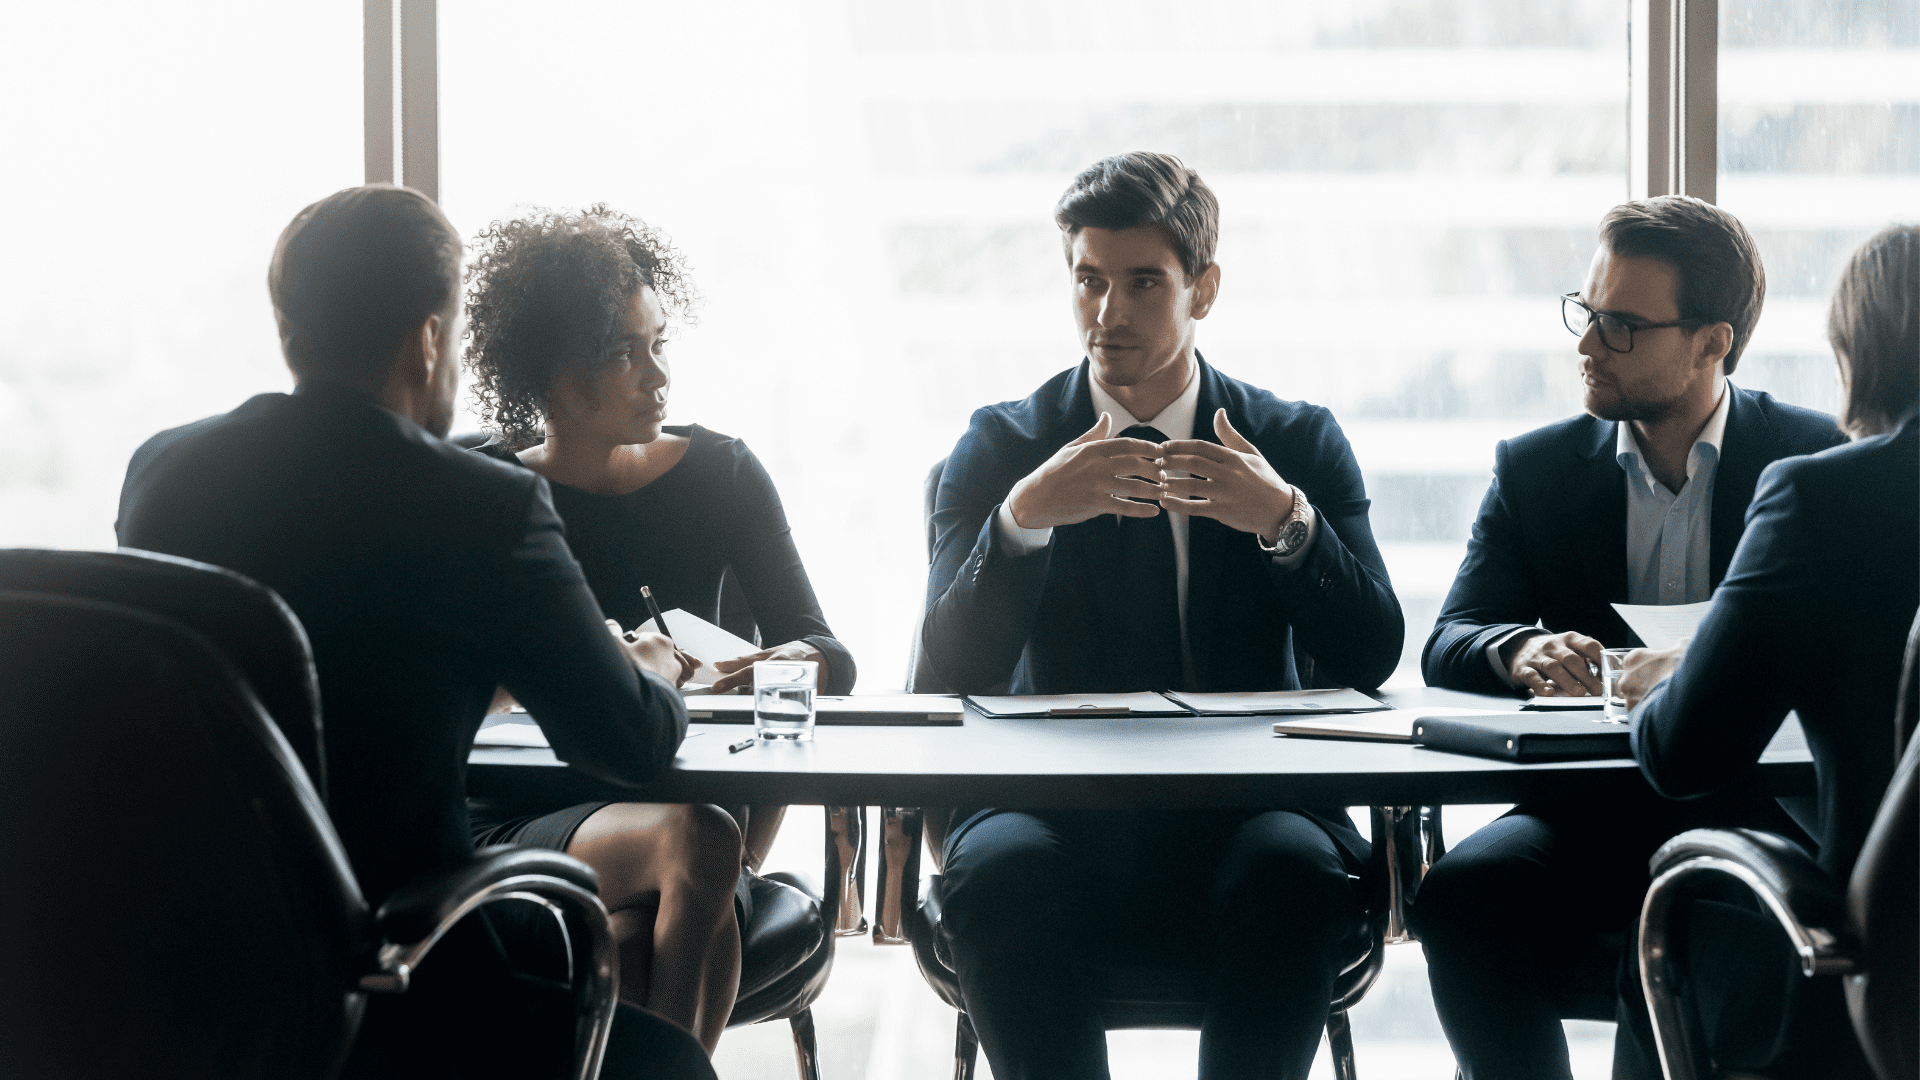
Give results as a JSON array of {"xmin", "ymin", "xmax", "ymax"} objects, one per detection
[
  {"xmin": 1733, "ymin": 386, "xmax": 1846, "ymax": 452},
  {"xmin": 963, "ymin": 366, "xmax": 1080, "ymax": 437},
  {"xmin": 1205, "ymin": 366, "xmax": 1338, "ymax": 438},
  {"xmin": 1497, "ymin": 413, "xmax": 1605, "ymax": 462}
]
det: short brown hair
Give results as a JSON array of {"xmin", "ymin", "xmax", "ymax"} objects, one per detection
[
  {"xmin": 1055, "ymin": 152, "xmax": 1218, "ymax": 282},
  {"xmin": 1599, "ymin": 196, "xmax": 1766, "ymax": 374},
  {"xmin": 268, "ymin": 184, "xmax": 462, "ymax": 386},
  {"xmin": 1830, "ymin": 224, "xmax": 1920, "ymax": 439}
]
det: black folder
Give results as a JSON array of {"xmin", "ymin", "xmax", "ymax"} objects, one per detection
[{"xmin": 1411, "ymin": 713, "xmax": 1632, "ymax": 762}]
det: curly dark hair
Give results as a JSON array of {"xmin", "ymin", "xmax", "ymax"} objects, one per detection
[{"xmin": 463, "ymin": 205, "xmax": 698, "ymax": 448}]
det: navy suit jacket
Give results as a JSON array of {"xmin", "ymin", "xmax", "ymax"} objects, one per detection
[
  {"xmin": 923, "ymin": 357, "xmax": 1404, "ymax": 695},
  {"xmin": 117, "ymin": 382, "xmax": 687, "ymax": 904},
  {"xmin": 1634, "ymin": 415, "xmax": 1919, "ymax": 879},
  {"xmin": 1422, "ymin": 385, "xmax": 1847, "ymax": 696}
]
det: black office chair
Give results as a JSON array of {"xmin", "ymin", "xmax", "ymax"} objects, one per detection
[
  {"xmin": 0, "ymin": 581, "xmax": 619, "ymax": 1080},
  {"xmin": 1638, "ymin": 612, "xmax": 1920, "ymax": 1080}
]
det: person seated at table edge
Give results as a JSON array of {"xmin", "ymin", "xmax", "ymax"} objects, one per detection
[
  {"xmin": 921, "ymin": 151, "xmax": 1401, "ymax": 1080},
  {"xmin": 1421, "ymin": 197, "xmax": 1845, "ymax": 702},
  {"xmin": 1407, "ymin": 196, "xmax": 1844, "ymax": 1080},
  {"xmin": 1609, "ymin": 224, "xmax": 1919, "ymax": 1080},
  {"xmin": 115, "ymin": 183, "xmax": 719, "ymax": 1079},
  {"xmin": 458, "ymin": 204, "xmax": 858, "ymax": 1042}
]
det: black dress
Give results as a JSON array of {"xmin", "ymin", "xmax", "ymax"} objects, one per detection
[{"xmin": 470, "ymin": 424, "xmax": 857, "ymax": 849}]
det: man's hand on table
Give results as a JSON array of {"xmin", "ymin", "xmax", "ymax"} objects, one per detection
[
  {"xmin": 1004, "ymin": 413, "xmax": 1168, "ymax": 530},
  {"xmin": 1620, "ymin": 641, "xmax": 1689, "ymax": 709},
  {"xmin": 1502, "ymin": 630, "xmax": 1605, "ymax": 696},
  {"xmin": 709, "ymin": 639, "xmax": 828, "ymax": 694}
]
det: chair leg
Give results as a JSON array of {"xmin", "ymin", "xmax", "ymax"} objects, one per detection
[
  {"xmin": 1326, "ymin": 1008, "xmax": 1358, "ymax": 1080},
  {"xmin": 788, "ymin": 1007, "xmax": 822, "ymax": 1080},
  {"xmin": 954, "ymin": 1011, "xmax": 979, "ymax": 1080}
]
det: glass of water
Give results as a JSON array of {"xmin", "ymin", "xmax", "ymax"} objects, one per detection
[
  {"xmin": 1600, "ymin": 648, "xmax": 1633, "ymax": 723},
  {"xmin": 753, "ymin": 660, "xmax": 817, "ymax": 741}
]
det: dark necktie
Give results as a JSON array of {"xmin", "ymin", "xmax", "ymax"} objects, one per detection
[{"xmin": 1111, "ymin": 424, "xmax": 1183, "ymax": 691}]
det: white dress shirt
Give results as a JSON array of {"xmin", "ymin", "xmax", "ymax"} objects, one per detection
[
  {"xmin": 993, "ymin": 366, "xmax": 1319, "ymax": 665},
  {"xmin": 1485, "ymin": 381, "xmax": 1732, "ymax": 684}
]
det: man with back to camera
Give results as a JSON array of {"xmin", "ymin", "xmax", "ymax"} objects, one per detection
[
  {"xmin": 115, "ymin": 184, "xmax": 716, "ymax": 1080},
  {"xmin": 1410, "ymin": 196, "xmax": 1847, "ymax": 1080},
  {"xmin": 920, "ymin": 151, "xmax": 1404, "ymax": 1080}
]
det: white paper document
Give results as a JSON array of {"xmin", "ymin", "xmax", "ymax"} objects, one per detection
[
  {"xmin": 1610, "ymin": 600, "xmax": 1714, "ymax": 650},
  {"xmin": 964, "ymin": 692, "xmax": 1191, "ymax": 718},
  {"xmin": 635, "ymin": 608, "xmax": 762, "ymax": 686},
  {"xmin": 1164, "ymin": 688, "xmax": 1388, "ymax": 715},
  {"xmin": 472, "ymin": 722, "xmax": 549, "ymax": 748}
]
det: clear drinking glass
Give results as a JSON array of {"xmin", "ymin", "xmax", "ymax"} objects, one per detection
[
  {"xmin": 753, "ymin": 660, "xmax": 818, "ymax": 741},
  {"xmin": 1600, "ymin": 648, "xmax": 1633, "ymax": 722}
]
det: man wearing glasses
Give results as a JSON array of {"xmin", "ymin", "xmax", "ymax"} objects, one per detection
[{"xmin": 1411, "ymin": 196, "xmax": 1845, "ymax": 1080}]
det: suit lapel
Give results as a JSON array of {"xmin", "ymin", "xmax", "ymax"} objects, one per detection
[
  {"xmin": 1708, "ymin": 386, "xmax": 1771, "ymax": 586},
  {"xmin": 1572, "ymin": 417, "xmax": 1630, "ymax": 618}
]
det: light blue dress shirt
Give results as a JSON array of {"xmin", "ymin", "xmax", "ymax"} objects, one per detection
[{"xmin": 1616, "ymin": 383, "xmax": 1731, "ymax": 606}]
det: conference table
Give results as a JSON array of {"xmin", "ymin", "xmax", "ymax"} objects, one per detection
[
  {"xmin": 470, "ymin": 685, "xmax": 1815, "ymax": 946},
  {"xmin": 468, "ymin": 685, "xmax": 1815, "ymax": 809}
]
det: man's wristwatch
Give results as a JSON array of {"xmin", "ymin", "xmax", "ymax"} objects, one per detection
[{"xmin": 1258, "ymin": 484, "xmax": 1311, "ymax": 558}]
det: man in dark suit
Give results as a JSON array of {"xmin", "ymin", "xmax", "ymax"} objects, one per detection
[
  {"xmin": 116, "ymin": 185, "xmax": 714, "ymax": 1080},
  {"xmin": 922, "ymin": 152, "xmax": 1403, "ymax": 1080},
  {"xmin": 1611, "ymin": 224, "xmax": 1920, "ymax": 1080},
  {"xmin": 1410, "ymin": 197, "xmax": 1846, "ymax": 1080}
]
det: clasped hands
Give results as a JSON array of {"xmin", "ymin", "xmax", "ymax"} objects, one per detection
[
  {"xmin": 1005, "ymin": 409, "xmax": 1295, "ymax": 540},
  {"xmin": 1503, "ymin": 630, "xmax": 1689, "ymax": 708}
]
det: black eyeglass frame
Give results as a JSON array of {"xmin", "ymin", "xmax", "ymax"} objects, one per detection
[{"xmin": 1561, "ymin": 292, "xmax": 1703, "ymax": 354}]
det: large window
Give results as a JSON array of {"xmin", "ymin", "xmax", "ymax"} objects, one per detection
[
  {"xmin": 440, "ymin": 0, "xmax": 1629, "ymax": 692},
  {"xmin": 0, "ymin": 3, "xmax": 361, "ymax": 548}
]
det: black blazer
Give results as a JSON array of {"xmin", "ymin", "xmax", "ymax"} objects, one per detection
[
  {"xmin": 923, "ymin": 357, "xmax": 1404, "ymax": 695},
  {"xmin": 1634, "ymin": 415, "xmax": 1919, "ymax": 879},
  {"xmin": 116, "ymin": 382, "xmax": 687, "ymax": 904},
  {"xmin": 1422, "ymin": 386, "xmax": 1847, "ymax": 696}
]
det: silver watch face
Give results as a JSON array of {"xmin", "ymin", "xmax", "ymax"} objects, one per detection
[{"xmin": 1275, "ymin": 517, "xmax": 1310, "ymax": 555}]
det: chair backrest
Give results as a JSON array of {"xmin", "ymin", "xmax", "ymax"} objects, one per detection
[
  {"xmin": 907, "ymin": 458, "xmax": 951, "ymax": 693},
  {"xmin": 0, "ymin": 548, "xmax": 328, "ymax": 800},
  {"xmin": 1845, "ymin": 609, "xmax": 1920, "ymax": 1080},
  {"xmin": 0, "ymin": 592, "xmax": 370, "ymax": 1080}
]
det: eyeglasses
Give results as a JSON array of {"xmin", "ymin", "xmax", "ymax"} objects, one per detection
[{"xmin": 1561, "ymin": 293, "xmax": 1700, "ymax": 353}]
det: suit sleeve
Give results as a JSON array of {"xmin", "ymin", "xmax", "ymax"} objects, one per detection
[
  {"xmin": 717, "ymin": 444, "xmax": 857, "ymax": 695},
  {"xmin": 1421, "ymin": 440, "xmax": 1543, "ymax": 695},
  {"xmin": 485, "ymin": 478, "xmax": 688, "ymax": 785},
  {"xmin": 1266, "ymin": 409, "xmax": 1404, "ymax": 690},
  {"xmin": 1631, "ymin": 463, "xmax": 1812, "ymax": 799},
  {"xmin": 920, "ymin": 412, "xmax": 1055, "ymax": 693}
]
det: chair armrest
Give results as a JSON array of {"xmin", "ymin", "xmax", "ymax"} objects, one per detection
[
  {"xmin": 1371, "ymin": 805, "xmax": 1445, "ymax": 944},
  {"xmin": 1646, "ymin": 828, "xmax": 1852, "ymax": 976},
  {"xmin": 873, "ymin": 807, "xmax": 924, "ymax": 945},
  {"xmin": 375, "ymin": 845, "xmax": 600, "ymax": 946},
  {"xmin": 824, "ymin": 806, "xmax": 868, "ymax": 936}
]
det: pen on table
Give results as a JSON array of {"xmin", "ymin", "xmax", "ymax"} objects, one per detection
[{"xmin": 727, "ymin": 737, "xmax": 757, "ymax": 753}]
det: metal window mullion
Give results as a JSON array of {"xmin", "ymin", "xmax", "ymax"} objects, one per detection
[
  {"xmin": 363, "ymin": 0, "xmax": 394, "ymax": 185},
  {"xmin": 399, "ymin": 0, "xmax": 439, "ymax": 203},
  {"xmin": 1630, "ymin": 0, "xmax": 1716, "ymax": 203}
]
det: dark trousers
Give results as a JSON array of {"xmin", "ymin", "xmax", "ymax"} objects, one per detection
[
  {"xmin": 939, "ymin": 808, "xmax": 1368, "ymax": 1080},
  {"xmin": 1613, "ymin": 892, "xmax": 1875, "ymax": 1080},
  {"xmin": 342, "ymin": 905, "xmax": 716, "ymax": 1080},
  {"xmin": 1407, "ymin": 790, "xmax": 1805, "ymax": 1080}
]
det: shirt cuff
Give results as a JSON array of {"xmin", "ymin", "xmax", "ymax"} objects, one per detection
[
  {"xmin": 1484, "ymin": 626, "xmax": 1540, "ymax": 687},
  {"xmin": 1258, "ymin": 500, "xmax": 1320, "ymax": 568},
  {"xmin": 993, "ymin": 502, "xmax": 1054, "ymax": 556}
]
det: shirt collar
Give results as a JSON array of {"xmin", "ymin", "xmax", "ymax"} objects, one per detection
[
  {"xmin": 1087, "ymin": 362, "xmax": 1201, "ymax": 442},
  {"xmin": 1616, "ymin": 379, "xmax": 1731, "ymax": 487}
]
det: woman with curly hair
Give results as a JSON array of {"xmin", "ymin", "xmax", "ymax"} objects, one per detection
[{"xmin": 461, "ymin": 205, "xmax": 856, "ymax": 1054}]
